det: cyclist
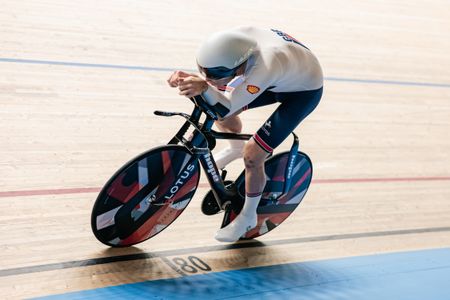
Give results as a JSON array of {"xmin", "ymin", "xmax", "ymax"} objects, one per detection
[{"xmin": 167, "ymin": 26, "xmax": 323, "ymax": 242}]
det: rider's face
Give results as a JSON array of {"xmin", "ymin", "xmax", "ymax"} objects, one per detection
[{"xmin": 203, "ymin": 63, "xmax": 245, "ymax": 89}]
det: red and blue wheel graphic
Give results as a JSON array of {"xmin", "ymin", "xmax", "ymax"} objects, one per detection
[
  {"xmin": 234, "ymin": 151, "xmax": 313, "ymax": 239},
  {"xmin": 91, "ymin": 145, "xmax": 200, "ymax": 247}
]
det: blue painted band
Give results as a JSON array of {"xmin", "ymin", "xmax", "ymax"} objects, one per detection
[{"xmin": 33, "ymin": 248, "xmax": 450, "ymax": 300}]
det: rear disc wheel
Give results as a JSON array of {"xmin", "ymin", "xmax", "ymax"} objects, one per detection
[{"xmin": 228, "ymin": 151, "xmax": 313, "ymax": 239}]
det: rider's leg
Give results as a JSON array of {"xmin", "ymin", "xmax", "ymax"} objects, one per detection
[
  {"xmin": 214, "ymin": 112, "xmax": 245, "ymax": 169},
  {"xmin": 216, "ymin": 113, "xmax": 242, "ymax": 133},
  {"xmin": 214, "ymin": 91, "xmax": 278, "ymax": 170},
  {"xmin": 215, "ymin": 140, "xmax": 267, "ymax": 242},
  {"xmin": 215, "ymin": 87, "xmax": 323, "ymax": 242}
]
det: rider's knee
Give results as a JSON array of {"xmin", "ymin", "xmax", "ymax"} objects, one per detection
[{"xmin": 243, "ymin": 154, "xmax": 257, "ymax": 169}]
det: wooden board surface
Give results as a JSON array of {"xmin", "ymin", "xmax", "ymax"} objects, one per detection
[{"xmin": 1, "ymin": 0, "xmax": 449, "ymax": 298}]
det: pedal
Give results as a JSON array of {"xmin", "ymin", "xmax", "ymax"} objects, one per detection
[
  {"xmin": 201, "ymin": 180, "xmax": 234, "ymax": 216},
  {"xmin": 220, "ymin": 203, "xmax": 233, "ymax": 228},
  {"xmin": 220, "ymin": 196, "xmax": 244, "ymax": 229}
]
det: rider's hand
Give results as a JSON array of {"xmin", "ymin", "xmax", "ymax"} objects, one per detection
[
  {"xmin": 178, "ymin": 76, "xmax": 208, "ymax": 98},
  {"xmin": 167, "ymin": 70, "xmax": 196, "ymax": 87}
]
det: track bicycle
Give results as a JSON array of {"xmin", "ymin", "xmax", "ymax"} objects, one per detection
[{"xmin": 91, "ymin": 95, "xmax": 313, "ymax": 247}]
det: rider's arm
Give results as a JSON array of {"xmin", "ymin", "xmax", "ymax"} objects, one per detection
[
  {"xmin": 167, "ymin": 70, "xmax": 199, "ymax": 88},
  {"xmin": 201, "ymin": 61, "xmax": 278, "ymax": 117}
]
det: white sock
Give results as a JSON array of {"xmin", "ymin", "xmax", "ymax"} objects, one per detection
[
  {"xmin": 228, "ymin": 139, "xmax": 245, "ymax": 150},
  {"xmin": 215, "ymin": 139, "xmax": 245, "ymax": 170},
  {"xmin": 240, "ymin": 193, "xmax": 262, "ymax": 217},
  {"xmin": 215, "ymin": 193, "xmax": 262, "ymax": 242}
]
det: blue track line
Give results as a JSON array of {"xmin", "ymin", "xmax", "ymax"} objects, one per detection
[
  {"xmin": 33, "ymin": 248, "xmax": 450, "ymax": 300},
  {"xmin": 0, "ymin": 58, "xmax": 175, "ymax": 72},
  {"xmin": 325, "ymin": 76, "xmax": 450, "ymax": 88},
  {"xmin": 1, "ymin": 57, "xmax": 450, "ymax": 88}
]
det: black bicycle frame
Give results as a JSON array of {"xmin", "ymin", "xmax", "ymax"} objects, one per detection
[
  {"xmin": 155, "ymin": 95, "xmax": 299, "ymax": 209},
  {"xmin": 156, "ymin": 95, "xmax": 251, "ymax": 209}
]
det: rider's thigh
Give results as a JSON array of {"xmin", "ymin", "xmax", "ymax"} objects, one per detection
[
  {"xmin": 216, "ymin": 109, "xmax": 244, "ymax": 132},
  {"xmin": 252, "ymin": 87, "xmax": 323, "ymax": 153}
]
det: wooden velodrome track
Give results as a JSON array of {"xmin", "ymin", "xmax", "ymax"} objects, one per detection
[{"xmin": 1, "ymin": 0, "xmax": 450, "ymax": 299}]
